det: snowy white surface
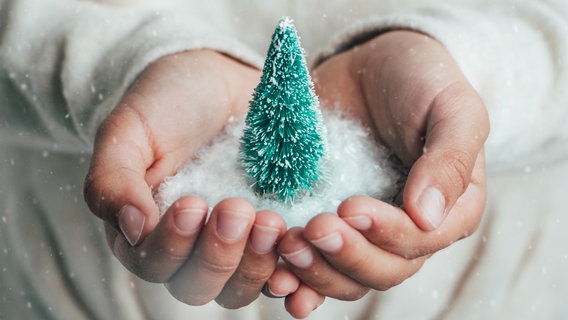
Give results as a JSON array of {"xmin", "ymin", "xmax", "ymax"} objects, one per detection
[{"xmin": 156, "ymin": 110, "xmax": 403, "ymax": 227}]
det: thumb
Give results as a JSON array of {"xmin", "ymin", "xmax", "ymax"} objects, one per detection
[
  {"xmin": 403, "ymin": 83, "xmax": 489, "ymax": 231},
  {"xmin": 84, "ymin": 107, "xmax": 161, "ymax": 246}
]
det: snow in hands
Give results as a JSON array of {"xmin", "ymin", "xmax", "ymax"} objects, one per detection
[{"xmin": 240, "ymin": 17, "xmax": 326, "ymax": 203}]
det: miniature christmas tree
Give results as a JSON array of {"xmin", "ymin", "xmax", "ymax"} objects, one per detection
[{"xmin": 240, "ymin": 17, "xmax": 326, "ymax": 203}]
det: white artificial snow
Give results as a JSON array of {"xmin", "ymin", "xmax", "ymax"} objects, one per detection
[
  {"xmin": 156, "ymin": 109, "xmax": 403, "ymax": 227},
  {"xmin": 278, "ymin": 16, "xmax": 294, "ymax": 31}
]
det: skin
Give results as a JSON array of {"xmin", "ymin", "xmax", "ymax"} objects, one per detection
[
  {"xmin": 277, "ymin": 30, "xmax": 489, "ymax": 314},
  {"xmin": 84, "ymin": 30, "xmax": 489, "ymax": 319},
  {"xmin": 84, "ymin": 51, "xmax": 296, "ymax": 308}
]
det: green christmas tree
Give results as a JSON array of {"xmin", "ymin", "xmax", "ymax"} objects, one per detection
[{"xmin": 240, "ymin": 17, "xmax": 326, "ymax": 203}]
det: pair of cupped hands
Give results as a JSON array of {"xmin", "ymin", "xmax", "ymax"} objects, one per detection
[{"xmin": 84, "ymin": 31, "xmax": 489, "ymax": 319}]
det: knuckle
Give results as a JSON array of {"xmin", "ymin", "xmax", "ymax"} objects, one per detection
[
  {"xmin": 198, "ymin": 253, "xmax": 240, "ymax": 279},
  {"xmin": 161, "ymin": 249, "xmax": 192, "ymax": 266},
  {"xmin": 369, "ymin": 259, "xmax": 424, "ymax": 291},
  {"xmin": 215, "ymin": 286, "xmax": 259, "ymax": 309},
  {"xmin": 413, "ymin": 240, "xmax": 448, "ymax": 259},
  {"xmin": 340, "ymin": 252, "xmax": 372, "ymax": 276},
  {"xmin": 302, "ymin": 270, "xmax": 336, "ymax": 292},
  {"xmin": 130, "ymin": 263, "xmax": 168, "ymax": 283},
  {"xmin": 111, "ymin": 245, "xmax": 158, "ymax": 283},
  {"xmin": 372, "ymin": 268, "xmax": 413, "ymax": 291},
  {"xmin": 465, "ymin": 217, "xmax": 483, "ymax": 237},
  {"xmin": 133, "ymin": 251, "xmax": 188, "ymax": 283},
  {"xmin": 235, "ymin": 267, "xmax": 271, "ymax": 288},
  {"xmin": 111, "ymin": 245, "xmax": 174, "ymax": 283},
  {"xmin": 84, "ymin": 166, "xmax": 143, "ymax": 223},
  {"xmin": 83, "ymin": 169, "xmax": 121, "ymax": 221},
  {"xmin": 165, "ymin": 282, "xmax": 212, "ymax": 306},
  {"xmin": 372, "ymin": 229, "xmax": 415, "ymax": 258},
  {"xmin": 83, "ymin": 170, "xmax": 105, "ymax": 218},
  {"xmin": 216, "ymin": 298, "xmax": 251, "ymax": 310},
  {"xmin": 441, "ymin": 149, "xmax": 473, "ymax": 192},
  {"xmin": 374, "ymin": 277, "xmax": 405, "ymax": 291},
  {"xmin": 400, "ymin": 248, "xmax": 427, "ymax": 260},
  {"xmin": 337, "ymin": 287, "xmax": 370, "ymax": 301}
]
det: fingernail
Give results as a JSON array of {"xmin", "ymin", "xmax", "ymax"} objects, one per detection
[
  {"xmin": 217, "ymin": 210, "xmax": 251, "ymax": 241},
  {"xmin": 282, "ymin": 246, "xmax": 313, "ymax": 269},
  {"xmin": 174, "ymin": 208, "xmax": 206, "ymax": 235},
  {"xmin": 343, "ymin": 216, "xmax": 372, "ymax": 231},
  {"xmin": 310, "ymin": 232, "xmax": 343, "ymax": 254},
  {"xmin": 118, "ymin": 204, "xmax": 145, "ymax": 246},
  {"xmin": 250, "ymin": 224, "xmax": 280, "ymax": 254},
  {"xmin": 264, "ymin": 281, "xmax": 288, "ymax": 298},
  {"xmin": 418, "ymin": 187, "xmax": 446, "ymax": 229}
]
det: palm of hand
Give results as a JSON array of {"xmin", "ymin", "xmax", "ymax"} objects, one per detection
[
  {"xmin": 314, "ymin": 31, "xmax": 488, "ymax": 233},
  {"xmin": 112, "ymin": 51, "xmax": 258, "ymax": 190},
  {"xmin": 86, "ymin": 50, "xmax": 259, "ymax": 230}
]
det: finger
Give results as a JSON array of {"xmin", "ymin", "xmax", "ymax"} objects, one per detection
[
  {"xmin": 165, "ymin": 198, "xmax": 255, "ymax": 306},
  {"xmin": 263, "ymin": 262, "xmax": 301, "ymax": 298},
  {"xmin": 278, "ymin": 227, "xmax": 369, "ymax": 301},
  {"xmin": 304, "ymin": 213, "xmax": 426, "ymax": 290},
  {"xmin": 404, "ymin": 83, "xmax": 489, "ymax": 231},
  {"xmin": 105, "ymin": 195, "xmax": 208, "ymax": 282},
  {"xmin": 84, "ymin": 105, "xmax": 160, "ymax": 246},
  {"xmin": 284, "ymin": 283, "xmax": 325, "ymax": 320},
  {"xmin": 338, "ymin": 156, "xmax": 485, "ymax": 260},
  {"xmin": 215, "ymin": 210, "xmax": 287, "ymax": 309}
]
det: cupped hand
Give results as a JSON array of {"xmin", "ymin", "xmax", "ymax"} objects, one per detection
[
  {"xmin": 83, "ymin": 50, "xmax": 293, "ymax": 308},
  {"xmin": 277, "ymin": 31, "xmax": 489, "ymax": 301}
]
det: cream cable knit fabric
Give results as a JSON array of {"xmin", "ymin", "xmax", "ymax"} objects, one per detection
[{"xmin": 1, "ymin": 0, "xmax": 567, "ymax": 319}]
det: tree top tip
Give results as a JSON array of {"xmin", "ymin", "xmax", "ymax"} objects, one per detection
[{"xmin": 278, "ymin": 16, "xmax": 295, "ymax": 30}]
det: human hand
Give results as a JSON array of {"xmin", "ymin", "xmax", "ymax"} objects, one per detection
[
  {"xmin": 83, "ymin": 50, "xmax": 292, "ymax": 308},
  {"xmin": 277, "ymin": 31, "xmax": 489, "ymax": 302}
]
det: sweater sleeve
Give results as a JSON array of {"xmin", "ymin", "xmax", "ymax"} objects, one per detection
[
  {"xmin": 0, "ymin": 0, "xmax": 263, "ymax": 154},
  {"xmin": 313, "ymin": 0, "xmax": 568, "ymax": 172}
]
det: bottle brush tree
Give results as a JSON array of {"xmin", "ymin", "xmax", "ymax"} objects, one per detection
[{"xmin": 240, "ymin": 17, "xmax": 326, "ymax": 203}]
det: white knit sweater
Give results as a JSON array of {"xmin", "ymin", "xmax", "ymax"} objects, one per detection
[{"xmin": 1, "ymin": 0, "xmax": 567, "ymax": 319}]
